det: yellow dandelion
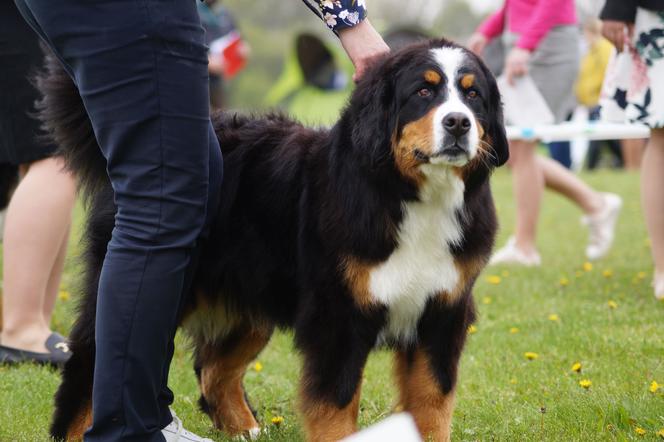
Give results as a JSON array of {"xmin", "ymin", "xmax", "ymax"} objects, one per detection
[
  {"xmin": 487, "ymin": 275, "xmax": 502, "ymax": 285},
  {"xmin": 607, "ymin": 300, "xmax": 618, "ymax": 309},
  {"xmin": 510, "ymin": 378, "xmax": 517, "ymax": 384},
  {"xmin": 482, "ymin": 296, "xmax": 492, "ymax": 305},
  {"xmin": 58, "ymin": 290, "xmax": 70, "ymax": 301},
  {"xmin": 583, "ymin": 262, "xmax": 593, "ymax": 272},
  {"xmin": 635, "ymin": 427, "xmax": 646, "ymax": 436},
  {"xmin": 571, "ymin": 362, "xmax": 582, "ymax": 373},
  {"xmin": 548, "ymin": 314, "xmax": 559, "ymax": 322},
  {"xmin": 253, "ymin": 362, "xmax": 263, "ymax": 372},
  {"xmin": 501, "ymin": 270, "xmax": 510, "ymax": 278},
  {"xmin": 649, "ymin": 380, "xmax": 659, "ymax": 393},
  {"xmin": 602, "ymin": 269, "xmax": 613, "ymax": 278},
  {"xmin": 467, "ymin": 325, "xmax": 478, "ymax": 334},
  {"xmin": 509, "ymin": 327, "xmax": 519, "ymax": 334},
  {"xmin": 579, "ymin": 379, "xmax": 592, "ymax": 389},
  {"xmin": 656, "ymin": 428, "xmax": 664, "ymax": 438},
  {"xmin": 559, "ymin": 277, "xmax": 569, "ymax": 287},
  {"xmin": 637, "ymin": 271, "xmax": 647, "ymax": 280},
  {"xmin": 271, "ymin": 416, "xmax": 284, "ymax": 426},
  {"xmin": 524, "ymin": 352, "xmax": 539, "ymax": 360}
]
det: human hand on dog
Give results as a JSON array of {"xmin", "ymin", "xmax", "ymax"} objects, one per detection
[
  {"xmin": 338, "ymin": 19, "xmax": 390, "ymax": 82},
  {"xmin": 601, "ymin": 20, "xmax": 634, "ymax": 52},
  {"xmin": 504, "ymin": 47, "xmax": 530, "ymax": 85}
]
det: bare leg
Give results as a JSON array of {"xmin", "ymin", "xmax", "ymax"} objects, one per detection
[
  {"xmin": 622, "ymin": 138, "xmax": 646, "ymax": 171},
  {"xmin": 642, "ymin": 129, "xmax": 664, "ymax": 279},
  {"xmin": 42, "ymin": 224, "xmax": 71, "ymax": 324},
  {"xmin": 0, "ymin": 156, "xmax": 76, "ymax": 352},
  {"xmin": 537, "ymin": 155, "xmax": 605, "ymax": 214},
  {"xmin": 510, "ymin": 140, "xmax": 544, "ymax": 255}
]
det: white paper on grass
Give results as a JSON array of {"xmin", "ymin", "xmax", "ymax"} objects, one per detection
[
  {"xmin": 497, "ymin": 74, "xmax": 554, "ymax": 126},
  {"xmin": 340, "ymin": 413, "xmax": 422, "ymax": 442}
]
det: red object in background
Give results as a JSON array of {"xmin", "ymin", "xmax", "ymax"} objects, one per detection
[{"xmin": 210, "ymin": 31, "xmax": 248, "ymax": 78}]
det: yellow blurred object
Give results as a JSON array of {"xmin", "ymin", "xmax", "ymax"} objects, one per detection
[{"xmin": 575, "ymin": 38, "xmax": 613, "ymax": 107}]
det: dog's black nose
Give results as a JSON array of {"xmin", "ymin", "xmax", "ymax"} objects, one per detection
[{"xmin": 443, "ymin": 112, "xmax": 471, "ymax": 137}]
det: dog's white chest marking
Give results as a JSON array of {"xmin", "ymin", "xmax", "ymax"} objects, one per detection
[{"xmin": 370, "ymin": 170, "xmax": 465, "ymax": 343}]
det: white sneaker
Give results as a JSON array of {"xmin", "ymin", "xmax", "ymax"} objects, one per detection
[
  {"xmin": 162, "ymin": 410, "xmax": 214, "ymax": 442},
  {"xmin": 490, "ymin": 237, "xmax": 541, "ymax": 266},
  {"xmin": 654, "ymin": 273, "xmax": 664, "ymax": 301},
  {"xmin": 583, "ymin": 193, "xmax": 622, "ymax": 260}
]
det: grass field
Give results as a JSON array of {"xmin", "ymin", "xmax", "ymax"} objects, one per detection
[{"xmin": 0, "ymin": 169, "xmax": 663, "ymax": 441}]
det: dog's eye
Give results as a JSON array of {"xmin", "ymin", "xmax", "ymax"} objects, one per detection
[
  {"xmin": 417, "ymin": 88, "xmax": 432, "ymax": 98},
  {"xmin": 466, "ymin": 89, "xmax": 479, "ymax": 99}
]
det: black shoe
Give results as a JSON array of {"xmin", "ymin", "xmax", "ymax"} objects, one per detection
[{"xmin": 0, "ymin": 332, "xmax": 71, "ymax": 368}]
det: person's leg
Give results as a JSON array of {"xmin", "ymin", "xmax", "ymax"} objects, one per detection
[
  {"xmin": 511, "ymin": 140, "xmax": 543, "ymax": 256},
  {"xmin": 642, "ymin": 128, "xmax": 664, "ymax": 298},
  {"xmin": 0, "ymin": 156, "xmax": 75, "ymax": 353},
  {"xmin": 538, "ymin": 153, "xmax": 622, "ymax": 260},
  {"xmin": 42, "ymin": 223, "xmax": 71, "ymax": 324},
  {"xmin": 537, "ymin": 155, "xmax": 604, "ymax": 214},
  {"xmin": 622, "ymin": 138, "xmax": 646, "ymax": 170},
  {"xmin": 16, "ymin": 0, "xmax": 221, "ymax": 439}
]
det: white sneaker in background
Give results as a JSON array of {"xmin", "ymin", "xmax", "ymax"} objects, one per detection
[
  {"xmin": 583, "ymin": 193, "xmax": 622, "ymax": 260},
  {"xmin": 654, "ymin": 273, "xmax": 664, "ymax": 301},
  {"xmin": 490, "ymin": 236, "xmax": 542, "ymax": 267},
  {"xmin": 162, "ymin": 410, "xmax": 214, "ymax": 442}
]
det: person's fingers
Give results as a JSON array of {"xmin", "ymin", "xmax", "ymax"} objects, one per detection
[{"xmin": 627, "ymin": 23, "xmax": 635, "ymax": 41}]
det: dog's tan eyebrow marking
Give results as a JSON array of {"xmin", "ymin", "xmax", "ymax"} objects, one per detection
[
  {"xmin": 460, "ymin": 74, "xmax": 475, "ymax": 89},
  {"xmin": 424, "ymin": 69, "xmax": 441, "ymax": 85}
]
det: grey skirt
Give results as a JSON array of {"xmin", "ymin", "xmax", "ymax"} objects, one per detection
[{"xmin": 503, "ymin": 25, "xmax": 580, "ymax": 123}]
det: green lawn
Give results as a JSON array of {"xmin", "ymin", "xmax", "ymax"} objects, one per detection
[{"xmin": 1, "ymin": 169, "xmax": 662, "ymax": 441}]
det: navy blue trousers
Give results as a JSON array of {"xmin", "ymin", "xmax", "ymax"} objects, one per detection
[{"xmin": 14, "ymin": 0, "xmax": 223, "ymax": 440}]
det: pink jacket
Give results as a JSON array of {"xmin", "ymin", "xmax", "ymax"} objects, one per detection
[{"xmin": 477, "ymin": 0, "xmax": 577, "ymax": 51}]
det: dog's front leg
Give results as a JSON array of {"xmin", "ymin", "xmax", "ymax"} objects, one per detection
[
  {"xmin": 295, "ymin": 307, "xmax": 380, "ymax": 442},
  {"xmin": 394, "ymin": 296, "xmax": 474, "ymax": 442}
]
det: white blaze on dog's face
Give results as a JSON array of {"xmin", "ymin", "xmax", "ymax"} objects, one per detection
[
  {"xmin": 390, "ymin": 44, "xmax": 498, "ymax": 182},
  {"xmin": 429, "ymin": 47, "xmax": 480, "ymax": 166}
]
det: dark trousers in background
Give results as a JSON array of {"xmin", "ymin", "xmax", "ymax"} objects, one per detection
[{"xmin": 14, "ymin": 0, "xmax": 223, "ymax": 440}]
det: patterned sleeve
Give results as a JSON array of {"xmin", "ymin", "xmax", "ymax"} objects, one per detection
[{"xmin": 302, "ymin": 0, "xmax": 367, "ymax": 33}]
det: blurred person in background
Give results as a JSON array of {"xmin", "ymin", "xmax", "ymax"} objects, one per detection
[
  {"xmin": 578, "ymin": 17, "xmax": 626, "ymax": 170},
  {"xmin": 468, "ymin": 0, "xmax": 622, "ymax": 266},
  {"xmin": 600, "ymin": 0, "xmax": 664, "ymax": 299},
  {"xmin": 197, "ymin": 0, "xmax": 249, "ymax": 110},
  {"xmin": 0, "ymin": 1, "xmax": 76, "ymax": 367},
  {"xmin": 12, "ymin": 0, "xmax": 389, "ymax": 440}
]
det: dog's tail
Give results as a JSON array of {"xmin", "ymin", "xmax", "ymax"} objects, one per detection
[{"xmin": 34, "ymin": 50, "xmax": 108, "ymax": 200}]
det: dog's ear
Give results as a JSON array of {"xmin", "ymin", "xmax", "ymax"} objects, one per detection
[
  {"xmin": 477, "ymin": 56, "xmax": 509, "ymax": 167},
  {"xmin": 347, "ymin": 54, "xmax": 398, "ymax": 169}
]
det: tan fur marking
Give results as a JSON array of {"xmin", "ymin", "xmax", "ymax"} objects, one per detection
[
  {"xmin": 300, "ymin": 383, "xmax": 362, "ymax": 442},
  {"xmin": 392, "ymin": 108, "xmax": 438, "ymax": 185},
  {"xmin": 395, "ymin": 350, "xmax": 455, "ymax": 442},
  {"xmin": 66, "ymin": 403, "xmax": 92, "ymax": 441},
  {"xmin": 448, "ymin": 256, "xmax": 486, "ymax": 302},
  {"xmin": 341, "ymin": 256, "xmax": 382, "ymax": 308},
  {"xmin": 424, "ymin": 70, "xmax": 442, "ymax": 85},
  {"xmin": 460, "ymin": 74, "xmax": 475, "ymax": 89},
  {"xmin": 199, "ymin": 327, "xmax": 271, "ymax": 436}
]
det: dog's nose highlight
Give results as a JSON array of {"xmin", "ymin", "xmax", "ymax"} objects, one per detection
[{"xmin": 443, "ymin": 112, "xmax": 471, "ymax": 137}]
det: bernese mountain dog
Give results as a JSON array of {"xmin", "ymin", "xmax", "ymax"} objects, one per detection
[{"xmin": 37, "ymin": 38, "xmax": 508, "ymax": 442}]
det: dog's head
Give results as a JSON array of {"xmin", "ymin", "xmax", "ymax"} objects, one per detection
[{"xmin": 348, "ymin": 39, "xmax": 508, "ymax": 185}]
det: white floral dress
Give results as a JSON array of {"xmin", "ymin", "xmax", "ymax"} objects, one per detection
[{"xmin": 601, "ymin": 9, "xmax": 664, "ymax": 128}]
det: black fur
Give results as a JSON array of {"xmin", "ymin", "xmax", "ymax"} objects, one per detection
[{"xmin": 39, "ymin": 38, "xmax": 508, "ymax": 439}]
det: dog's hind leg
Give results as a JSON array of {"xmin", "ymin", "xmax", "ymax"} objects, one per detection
[{"xmin": 194, "ymin": 323, "xmax": 273, "ymax": 438}]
